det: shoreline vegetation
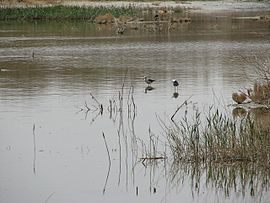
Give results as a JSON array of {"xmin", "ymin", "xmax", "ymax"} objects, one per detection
[
  {"xmin": 0, "ymin": 0, "xmax": 269, "ymax": 21},
  {"xmin": 0, "ymin": 5, "xmax": 136, "ymax": 20},
  {"xmin": 0, "ymin": 1, "xmax": 269, "ymax": 35}
]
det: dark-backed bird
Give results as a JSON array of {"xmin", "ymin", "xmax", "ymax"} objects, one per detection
[
  {"xmin": 172, "ymin": 79, "xmax": 179, "ymax": 87},
  {"xmin": 172, "ymin": 79, "xmax": 179, "ymax": 93},
  {"xmin": 144, "ymin": 76, "xmax": 155, "ymax": 86}
]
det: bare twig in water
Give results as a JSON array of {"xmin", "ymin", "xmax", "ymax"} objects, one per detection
[
  {"xmin": 90, "ymin": 92, "xmax": 103, "ymax": 115},
  {"xmin": 127, "ymin": 85, "xmax": 136, "ymax": 118},
  {"xmin": 140, "ymin": 156, "xmax": 166, "ymax": 165},
  {"xmin": 33, "ymin": 124, "xmax": 36, "ymax": 174},
  {"xmin": 84, "ymin": 101, "xmax": 91, "ymax": 111},
  {"xmin": 118, "ymin": 68, "xmax": 128, "ymax": 112},
  {"xmin": 90, "ymin": 92, "xmax": 101, "ymax": 105},
  {"xmin": 117, "ymin": 115, "xmax": 122, "ymax": 186},
  {"xmin": 102, "ymin": 132, "xmax": 111, "ymax": 166},
  {"xmin": 102, "ymin": 132, "xmax": 111, "ymax": 195},
  {"xmin": 171, "ymin": 95, "xmax": 193, "ymax": 121},
  {"xmin": 44, "ymin": 192, "xmax": 55, "ymax": 203}
]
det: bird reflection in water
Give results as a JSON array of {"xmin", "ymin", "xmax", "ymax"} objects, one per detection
[
  {"xmin": 172, "ymin": 92, "xmax": 179, "ymax": 98},
  {"xmin": 172, "ymin": 79, "xmax": 179, "ymax": 98},
  {"xmin": 232, "ymin": 107, "xmax": 247, "ymax": 119},
  {"xmin": 144, "ymin": 86, "xmax": 155, "ymax": 93}
]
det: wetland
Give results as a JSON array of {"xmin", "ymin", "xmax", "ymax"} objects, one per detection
[{"xmin": 0, "ymin": 1, "xmax": 270, "ymax": 203}]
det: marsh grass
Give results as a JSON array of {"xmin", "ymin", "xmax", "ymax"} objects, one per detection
[
  {"xmin": 0, "ymin": 5, "xmax": 135, "ymax": 20},
  {"xmin": 163, "ymin": 106, "xmax": 270, "ymax": 165},
  {"xmin": 164, "ymin": 106, "xmax": 270, "ymax": 199}
]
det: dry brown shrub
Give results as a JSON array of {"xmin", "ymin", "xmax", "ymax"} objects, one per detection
[
  {"xmin": 248, "ymin": 82, "xmax": 270, "ymax": 104},
  {"xmin": 232, "ymin": 92, "xmax": 247, "ymax": 104},
  {"xmin": 235, "ymin": 52, "xmax": 270, "ymax": 105}
]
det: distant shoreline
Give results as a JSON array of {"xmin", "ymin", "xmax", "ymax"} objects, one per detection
[
  {"xmin": 1, "ymin": 1, "xmax": 270, "ymax": 13},
  {"xmin": 0, "ymin": 1, "xmax": 269, "ymax": 21}
]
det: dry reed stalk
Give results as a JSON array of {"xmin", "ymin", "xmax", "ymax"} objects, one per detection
[
  {"xmin": 33, "ymin": 124, "xmax": 36, "ymax": 174},
  {"xmin": 102, "ymin": 132, "xmax": 111, "ymax": 194}
]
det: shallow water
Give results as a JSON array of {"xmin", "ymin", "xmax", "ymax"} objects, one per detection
[{"xmin": 0, "ymin": 11, "xmax": 270, "ymax": 203}]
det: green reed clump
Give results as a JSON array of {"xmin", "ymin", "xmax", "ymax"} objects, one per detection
[
  {"xmin": 165, "ymin": 107, "xmax": 270, "ymax": 165},
  {"xmin": 0, "ymin": 5, "xmax": 135, "ymax": 21}
]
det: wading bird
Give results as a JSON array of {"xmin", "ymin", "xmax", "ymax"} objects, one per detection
[
  {"xmin": 172, "ymin": 79, "xmax": 179, "ymax": 91},
  {"xmin": 144, "ymin": 76, "xmax": 155, "ymax": 86}
]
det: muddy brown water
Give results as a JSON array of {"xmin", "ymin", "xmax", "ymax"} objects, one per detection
[{"xmin": 0, "ymin": 10, "xmax": 270, "ymax": 203}]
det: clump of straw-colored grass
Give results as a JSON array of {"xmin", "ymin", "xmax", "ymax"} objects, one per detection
[{"xmin": 164, "ymin": 107, "xmax": 270, "ymax": 165}]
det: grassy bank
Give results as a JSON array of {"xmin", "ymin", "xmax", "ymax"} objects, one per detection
[{"xmin": 0, "ymin": 5, "xmax": 135, "ymax": 20}]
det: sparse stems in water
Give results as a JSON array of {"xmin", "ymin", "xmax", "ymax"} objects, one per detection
[
  {"xmin": 171, "ymin": 95, "xmax": 192, "ymax": 121},
  {"xmin": 33, "ymin": 123, "xmax": 36, "ymax": 174},
  {"xmin": 44, "ymin": 192, "xmax": 55, "ymax": 203},
  {"xmin": 89, "ymin": 92, "xmax": 103, "ymax": 115},
  {"xmin": 140, "ymin": 126, "xmax": 166, "ymax": 166},
  {"xmin": 84, "ymin": 101, "xmax": 90, "ymax": 111},
  {"xmin": 102, "ymin": 132, "xmax": 111, "ymax": 195},
  {"xmin": 102, "ymin": 132, "xmax": 111, "ymax": 166}
]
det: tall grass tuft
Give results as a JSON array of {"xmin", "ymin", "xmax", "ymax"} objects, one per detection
[
  {"xmin": 0, "ymin": 5, "xmax": 135, "ymax": 21},
  {"xmin": 164, "ymin": 107, "xmax": 270, "ymax": 165}
]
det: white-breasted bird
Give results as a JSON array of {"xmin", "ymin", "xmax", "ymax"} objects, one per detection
[
  {"xmin": 172, "ymin": 79, "xmax": 179, "ymax": 87},
  {"xmin": 144, "ymin": 76, "xmax": 155, "ymax": 86},
  {"xmin": 172, "ymin": 79, "xmax": 179, "ymax": 92}
]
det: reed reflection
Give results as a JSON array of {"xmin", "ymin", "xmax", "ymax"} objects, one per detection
[
  {"xmin": 172, "ymin": 92, "xmax": 179, "ymax": 99},
  {"xmin": 169, "ymin": 161, "xmax": 270, "ymax": 201},
  {"xmin": 250, "ymin": 107, "xmax": 270, "ymax": 132},
  {"xmin": 232, "ymin": 107, "xmax": 270, "ymax": 132},
  {"xmin": 232, "ymin": 107, "xmax": 247, "ymax": 118}
]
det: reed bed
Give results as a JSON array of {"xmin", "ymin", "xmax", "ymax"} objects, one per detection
[
  {"xmin": 164, "ymin": 106, "xmax": 270, "ymax": 199},
  {"xmin": 163, "ymin": 107, "xmax": 270, "ymax": 166},
  {"xmin": 0, "ymin": 5, "xmax": 135, "ymax": 20}
]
